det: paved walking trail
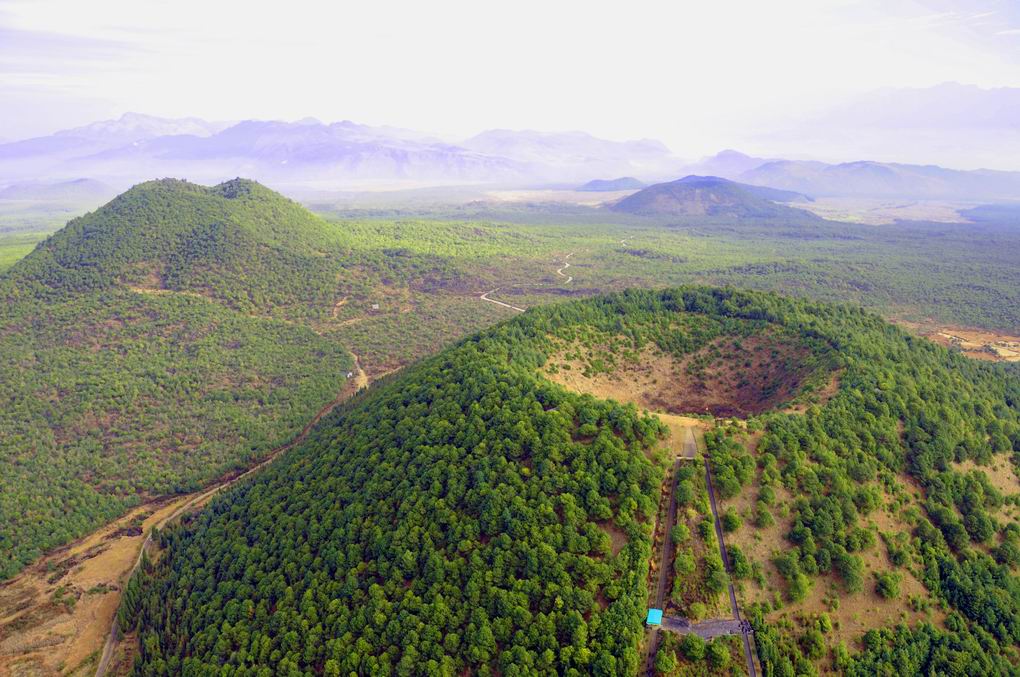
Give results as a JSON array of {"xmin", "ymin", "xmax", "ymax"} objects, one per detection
[
  {"xmin": 700, "ymin": 454, "xmax": 758, "ymax": 677},
  {"xmin": 642, "ymin": 419, "xmax": 757, "ymax": 676}
]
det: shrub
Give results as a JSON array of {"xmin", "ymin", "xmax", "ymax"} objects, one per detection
[
  {"xmin": 722, "ymin": 507, "xmax": 742, "ymax": 532},
  {"xmin": 875, "ymin": 571, "xmax": 902, "ymax": 600}
]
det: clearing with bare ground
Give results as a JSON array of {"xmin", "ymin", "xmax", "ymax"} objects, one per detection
[
  {"xmin": 717, "ymin": 434, "xmax": 947, "ymax": 674},
  {"xmin": 0, "ymin": 497, "xmax": 190, "ymax": 676},
  {"xmin": 542, "ymin": 331, "xmax": 818, "ymax": 418},
  {"xmin": 896, "ymin": 320, "xmax": 1020, "ymax": 363}
]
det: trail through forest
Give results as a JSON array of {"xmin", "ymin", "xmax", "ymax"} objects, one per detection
[{"xmin": 69, "ymin": 356, "xmax": 365, "ymax": 676}]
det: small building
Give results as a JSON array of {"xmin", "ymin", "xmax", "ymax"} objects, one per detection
[{"xmin": 646, "ymin": 608, "xmax": 663, "ymax": 626}]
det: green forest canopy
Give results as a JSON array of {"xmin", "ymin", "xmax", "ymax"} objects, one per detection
[
  {"xmin": 0, "ymin": 179, "xmax": 366, "ymax": 578},
  {"xmin": 121, "ymin": 287, "xmax": 1020, "ymax": 675}
]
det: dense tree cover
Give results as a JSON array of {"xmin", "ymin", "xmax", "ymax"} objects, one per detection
[
  {"xmin": 4, "ymin": 188, "xmax": 1018, "ymax": 671},
  {"xmin": 0, "ymin": 289, "xmax": 352, "ymax": 579},
  {"xmin": 3, "ymin": 179, "xmax": 345, "ymax": 317},
  {"xmin": 0, "ymin": 180, "xmax": 374, "ymax": 578},
  {"xmin": 2, "ymin": 179, "xmax": 470, "ymax": 323},
  {"xmin": 2, "ymin": 180, "xmax": 523, "ymax": 580},
  {"xmin": 654, "ymin": 631, "xmax": 744, "ymax": 676},
  {"xmin": 123, "ymin": 321, "xmax": 667, "ymax": 674},
  {"xmin": 117, "ymin": 285, "xmax": 1020, "ymax": 674}
]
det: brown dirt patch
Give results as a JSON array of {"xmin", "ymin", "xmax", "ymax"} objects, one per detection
[
  {"xmin": 0, "ymin": 496, "xmax": 189, "ymax": 676},
  {"xmin": 722, "ymin": 442, "xmax": 945, "ymax": 673},
  {"xmin": 953, "ymin": 457, "xmax": 1020, "ymax": 498},
  {"xmin": 599, "ymin": 521, "xmax": 629, "ymax": 557},
  {"xmin": 542, "ymin": 333, "xmax": 817, "ymax": 418},
  {"xmin": 896, "ymin": 321, "xmax": 1020, "ymax": 363},
  {"xmin": 781, "ymin": 370, "xmax": 843, "ymax": 414},
  {"xmin": 659, "ymin": 414, "xmax": 708, "ymax": 458}
]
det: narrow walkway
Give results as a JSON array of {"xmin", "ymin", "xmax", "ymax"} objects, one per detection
[
  {"xmin": 556, "ymin": 252, "xmax": 574, "ymax": 284},
  {"xmin": 478, "ymin": 250, "xmax": 579, "ymax": 313},
  {"xmin": 662, "ymin": 616, "xmax": 750, "ymax": 639},
  {"xmin": 703, "ymin": 455, "xmax": 758, "ymax": 677},
  {"xmin": 643, "ymin": 455, "xmax": 682, "ymax": 676}
]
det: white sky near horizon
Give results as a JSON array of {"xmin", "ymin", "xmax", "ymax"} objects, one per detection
[{"xmin": 2, "ymin": 0, "xmax": 1020, "ymax": 161}]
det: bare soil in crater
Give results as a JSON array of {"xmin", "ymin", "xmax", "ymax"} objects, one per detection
[{"xmin": 542, "ymin": 332, "xmax": 818, "ymax": 418}]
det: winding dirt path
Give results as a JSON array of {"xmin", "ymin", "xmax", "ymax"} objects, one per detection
[
  {"xmin": 479, "ymin": 288, "xmax": 526, "ymax": 313},
  {"xmin": 93, "ymin": 355, "xmax": 368, "ymax": 676},
  {"xmin": 555, "ymin": 252, "xmax": 574, "ymax": 284},
  {"xmin": 478, "ymin": 251, "xmax": 580, "ymax": 313}
]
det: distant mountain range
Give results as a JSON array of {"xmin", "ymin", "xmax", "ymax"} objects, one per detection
[
  {"xmin": 678, "ymin": 150, "xmax": 1020, "ymax": 201},
  {"xmin": 0, "ymin": 178, "xmax": 115, "ymax": 202},
  {"xmin": 463, "ymin": 130, "xmax": 681, "ymax": 181},
  {"xmin": 4, "ymin": 112, "xmax": 1020, "ymax": 200},
  {"xmin": 610, "ymin": 175, "xmax": 816, "ymax": 220},
  {"xmin": 0, "ymin": 114, "xmax": 685, "ymax": 189},
  {"xmin": 760, "ymin": 83, "xmax": 1020, "ymax": 171}
]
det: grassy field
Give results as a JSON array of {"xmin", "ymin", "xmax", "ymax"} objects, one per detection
[
  {"xmin": 0, "ymin": 232, "xmax": 46, "ymax": 273},
  {"xmin": 313, "ymin": 207, "xmax": 1020, "ymax": 333}
]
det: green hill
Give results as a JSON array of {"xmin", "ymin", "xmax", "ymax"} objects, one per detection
[
  {"xmin": 610, "ymin": 175, "xmax": 815, "ymax": 220},
  {"xmin": 0, "ymin": 179, "xmax": 356, "ymax": 578},
  {"xmin": 7, "ymin": 178, "xmax": 344, "ymax": 317},
  {"xmin": 121, "ymin": 287, "xmax": 1020, "ymax": 675}
]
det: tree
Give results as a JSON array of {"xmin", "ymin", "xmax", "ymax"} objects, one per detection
[
  {"xmin": 654, "ymin": 648, "xmax": 678, "ymax": 675},
  {"xmin": 707, "ymin": 640, "xmax": 730, "ymax": 669},
  {"xmin": 875, "ymin": 572, "xmax": 902, "ymax": 600},
  {"xmin": 722, "ymin": 507, "xmax": 742, "ymax": 532},
  {"xmin": 679, "ymin": 633, "xmax": 706, "ymax": 660}
]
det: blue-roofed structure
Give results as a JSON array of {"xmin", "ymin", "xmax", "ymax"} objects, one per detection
[{"xmin": 646, "ymin": 608, "xmax": 663, "ymax": 626}]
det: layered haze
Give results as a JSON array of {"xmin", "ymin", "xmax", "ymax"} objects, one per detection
[
  {"xmin": 3, "ymin": 1, "xmax": 1020, "ymax": 170},
  {"xmin": 3, "ymin": 113, "xmax": 1020, "ymax": 203}
]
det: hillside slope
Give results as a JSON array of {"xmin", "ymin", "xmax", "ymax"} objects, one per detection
[
  {"xmin": 611, "ymin": 175, "xmax": 815, "ymax": 220},
  {"xmin": 578, "ymin": 177, "xmax": 646, "ymax": 192},
  {"xmin": 0, "ymin": 178, "xmax": 115, "ymax": 202},
  {"xmin": 6, "ymin": 178, "xmax": 346, "ymax": 316},
  {"xmin": 0, "ymin": 179, "xmax": 359, "ymax": 579},
  {"xmin": 121, "ymin": 287, "xmax": 1020, "ymax": 674}
]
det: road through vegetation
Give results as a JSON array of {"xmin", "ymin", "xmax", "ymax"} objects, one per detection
[{"xmin": 93, "ymin": 356, "xmax": 367, "ymax": 676}]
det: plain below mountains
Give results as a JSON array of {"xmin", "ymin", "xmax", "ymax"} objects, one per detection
[
  {"xmin": 0, "ymin": 177, "xmax": 116, "ymax": 203},
  {"xmin": 610, "ymin": 175, "xmax": 815, "ymax": 220}
]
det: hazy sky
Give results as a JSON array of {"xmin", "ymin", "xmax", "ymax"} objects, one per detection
[{"xmin": 2, "ymin": 0, "xmax": 1020, "ymax": 159}]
